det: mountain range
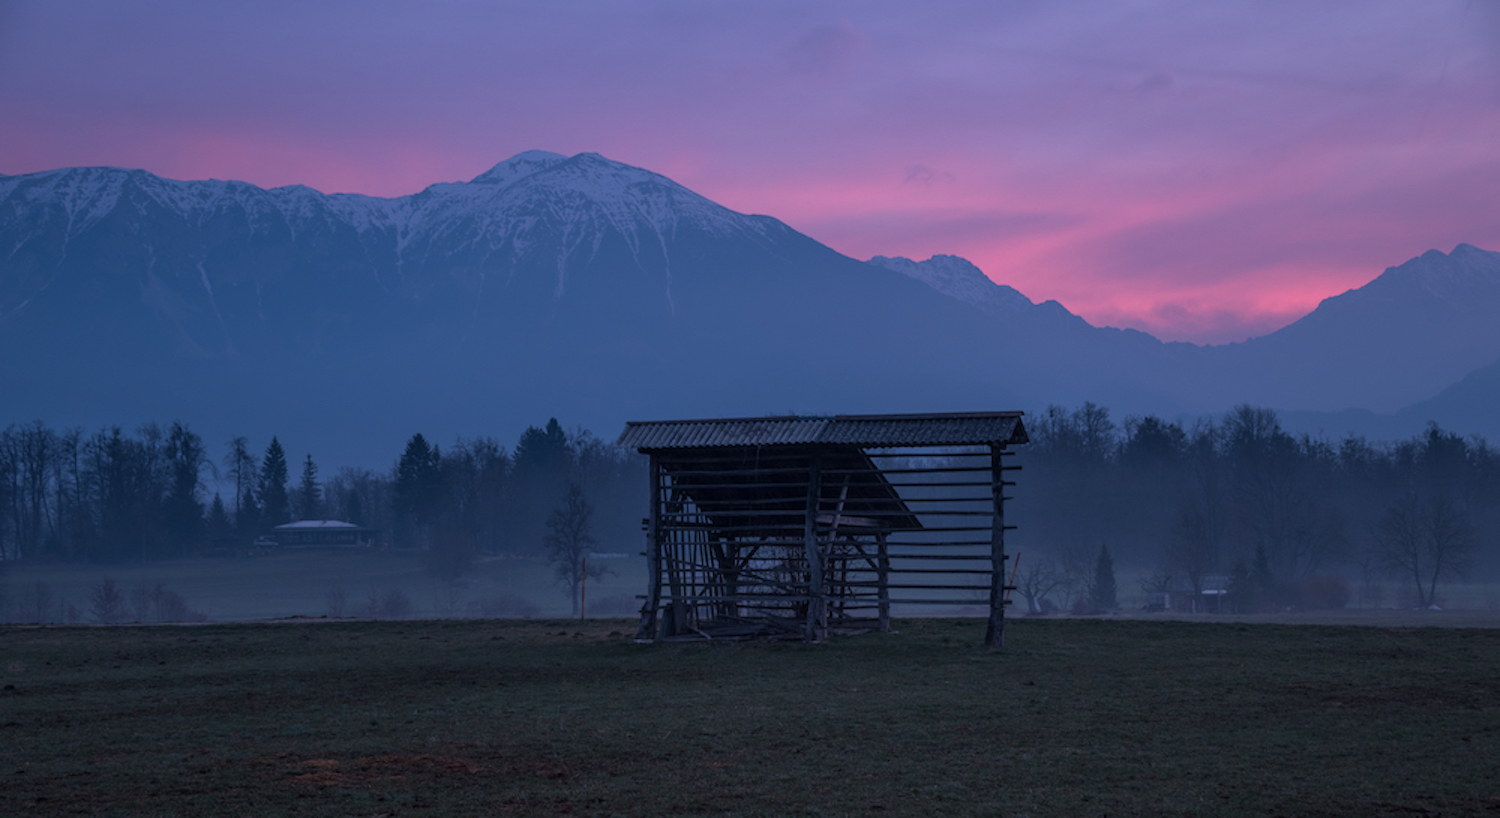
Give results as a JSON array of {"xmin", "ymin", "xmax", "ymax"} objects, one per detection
[{"xmin": 2, "ymin": 150, "xmax": 1497, "ymax": 467}]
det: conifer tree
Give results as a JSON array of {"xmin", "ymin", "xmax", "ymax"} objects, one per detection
[
  {"xmin": 296, "ymin": 454, "xmax": 322, "ymax": 520},
  {"xmin": 206, "ymin": 493, "xmax": 233, "ymax": 542},
  {"xmin": 394, "ymin": 433, "xmax": 443, "ymax": 526},
  {"xmin": 1090, "ymin": 544, "xmax": 1118, "ymax": 611},
  {"xmin": 237, "ymin": 488, "xmax": 261, "ymax": 538},
  {"xmin": 258, "ymin": 437, "xmax": 291, "ymax": 531}
]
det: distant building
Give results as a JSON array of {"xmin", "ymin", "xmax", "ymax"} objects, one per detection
[
  {"xmin": 271, "ymin": 520, "xmax": 377, "ymax": 548},
  {"xmin": 1165, "ymin": 574, "xmax": 1230, "ymax": 613}
]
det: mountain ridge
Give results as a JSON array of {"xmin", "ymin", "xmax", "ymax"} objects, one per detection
[{"xmin": 2, "ymin": 150, "xmax": 1497, "ymax": 465}]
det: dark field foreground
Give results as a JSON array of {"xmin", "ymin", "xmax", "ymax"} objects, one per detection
[{"xmin": 2, "ymin": 619, "xmax": 1498, "ymax": 817}]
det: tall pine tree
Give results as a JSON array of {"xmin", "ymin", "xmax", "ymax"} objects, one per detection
[
  {"xmin": 1090, "ymin": 544, "xmax": 1119, "ymax": 611},
  {"xmin": 394, "ymin": 434, "xmax": 443, "ymax": 527},
  {"xmin": 258, "ymin": 437, "xmax": 290, "ymax": 532},
  {"xmin": 296, "ymin": 454, "xmax": 322, "ymax": 520}
]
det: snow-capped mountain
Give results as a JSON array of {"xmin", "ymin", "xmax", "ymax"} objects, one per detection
[
  {"xmin": 868, "ymin": 254, "xmax": 1035, "ymax": 316},
  {"xmin": 1, "ymin": 150, "xmax": 1497, "ymax": 465},
  {"xmin": 0, "ymin": 152, "xmax": 1030, "ymax": 465}
]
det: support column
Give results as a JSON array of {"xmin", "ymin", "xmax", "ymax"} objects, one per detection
[
  {"xmin": 877, "ymin": 531, "xmax": 891, "ymax": 633},
  {"xmin": 985, "ymin": 444, "xmax": 1008, "ymax": 648},
  {"xmin": 635, "ymin": 454, "xmax": 663, "ymax": 643},
  {"xmin": 803, "ymin": 449, "xmax": 825, "ymax": 642}
]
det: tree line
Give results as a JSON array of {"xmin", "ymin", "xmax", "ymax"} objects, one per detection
[
  {"xmin": 0, "ymin": 418, "xmax": 645, "ymax": 570},
  {"xmin": 1012, "ymin": 404, "xmax": 1499, "ymax": 611},
  {"xmin": 6, "ymin": 404, "xmax": 1495, "ymax": 611}
]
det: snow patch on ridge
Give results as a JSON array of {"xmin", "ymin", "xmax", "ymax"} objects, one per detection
[{"xmin": 868, "ymin": 254, "xmax": 1034, "ymax": 315}]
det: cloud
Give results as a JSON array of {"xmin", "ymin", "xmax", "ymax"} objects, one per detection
[
  {"xmin": 902, "ymin": 165, "xmax": 955, "ymax": 186},
  {"xmin": 783, "ymin": 18, "xmax": 867, "ymax": 76}
]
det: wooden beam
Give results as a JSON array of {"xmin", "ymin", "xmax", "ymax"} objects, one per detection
[
  {"xmin": 635, "ymin": 455, "xmax": 663, "ymax": 642},
  {"xmin": 985, "ymin": 444, "xmax": 1007, "ymax": 648},
  {"xmin": 803, "ymin": 449, "xmax": 824, "ymax": 642}
]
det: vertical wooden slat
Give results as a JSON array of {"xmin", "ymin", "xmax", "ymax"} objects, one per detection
[
  {"xmin": 985, "ymin": 444, "xmax": 1007, "ymax": 648},
  {"xmin": 635, "ymin": 454, "xmax": 662, "ymax": 642},
  {"xmin": 803, "ymin": 449, "xmax": 824, "ymax": 642}
]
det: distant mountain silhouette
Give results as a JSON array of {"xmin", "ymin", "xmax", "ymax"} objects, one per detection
[{"xmin": 1, "ymin": 152, "xmax": 1496, "ymax": 463}]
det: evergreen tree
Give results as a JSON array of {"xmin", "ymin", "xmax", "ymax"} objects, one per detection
[
  {"xmin": 1090, "ymin": 544, "xmax": 1118, "ymax": 611},
  {"xmin": 258, "ymin": 437, "xmax": 290, "ymax": 531},
  {"xmin": 296, "ymin": 454, "xmax": 322, "ymax": 520},
  {"xmin": 510, "ymin": 418, "xmax": 574, "ymax": 555},
  {"xmin": 345, "ymin": 488, "xmax": 365, "ymax": 526},
  {"xmin": 237, "ymin": 487, "xmax": 261, "ymax": 538},
  {"xmin": 394, "ymin": 433, "xmax": 443, "ymax": 528},
  {"xmin": 1252, "ymin": 544, "xmax": 1275, "ymax": 593},
  {"xmin": 206, "ymin": 493, "xmax": 233, "ymax": 542},
  {"xmin": 1227, "ymin": 558, "xmax": 1256, "ymax": 613}
]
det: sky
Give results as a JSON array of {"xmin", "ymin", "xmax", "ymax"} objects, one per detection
[{"xmin": 1, "ymin": 1, "xmax": 1497, "ymax": 344}]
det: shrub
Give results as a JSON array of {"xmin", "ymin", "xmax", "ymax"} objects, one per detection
[
  {"xmin": 365, "ymin": 588, "xmax": 411, "ymax": 619},
  {"xmin": 1294, "ymin": 575, "xmax": 1351, "ymax": 610},
  {"xmin": 19, "ymin": 581, "xmax": 54, "ymax": 623},
  {"xmin": 586, "ymin": 593, "xmax": 639, "ymax": 616},
  {"xmin": 471, "ymin": 594, "xmax": 540, "ymax": 618},
  {"xmin": 325, "ymin": 584, "xmax": 348, "ymax": 617},
  {"xmin": 90, "ymin": 578, "xmax": 126, "ymax": 624}
]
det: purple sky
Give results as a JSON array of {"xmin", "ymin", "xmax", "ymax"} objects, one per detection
[{"xmin": 2, "ymin": 1, "xmax": 1497, "ymax": 344}]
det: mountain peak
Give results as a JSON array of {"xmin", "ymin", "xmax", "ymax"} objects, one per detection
[
  {"xmin": 868, "ymin": 254, "xmax": 1035, "ymax": 315},
  {"xmin": 1370, "ymin": 243, "xmax": 1500, "ymax": 301},
  {"xmin": 469, "ymin": 150, "xmax": 568, "ymax": 187}
]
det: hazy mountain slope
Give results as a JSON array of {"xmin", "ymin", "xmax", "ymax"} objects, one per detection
[
  {"xmin": 1206, "ymin": 244, "xmax": 1500, "ymax": 413},
  {"xmin": 0, "ymin": 153, "xmax": 1052, "ymax": 466},
  {"xmin": 878, "ymin": 245, "xmax": 1500, "ymax": 417},
  {"xmin": 2, "ymin": 151, "xmax": 1496, "ymax": 466},
  {"xmin": 1391, "ymin": 354, "xmax": 1500, "ymax": 439}
]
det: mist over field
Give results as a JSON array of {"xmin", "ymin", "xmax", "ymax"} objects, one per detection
[{"xmin": 3, "ymin": 399, "xmax": 1498, "ymax": 626}]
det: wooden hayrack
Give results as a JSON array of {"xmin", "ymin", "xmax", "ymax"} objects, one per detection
[{"xmin": 618, "ymin": 412, "xmax": 1028, "ymax": 646}]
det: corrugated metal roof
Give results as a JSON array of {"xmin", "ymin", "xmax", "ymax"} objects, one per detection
[{"xmin": 617, "ymin": 411, "xmax": 1027, "ymax": 451}]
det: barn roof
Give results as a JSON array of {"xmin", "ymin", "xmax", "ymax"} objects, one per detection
[
  {"xmin": 659, "ymin": 445, "xmax": 924, "ymax": 534},
  {"xmin": 616, "ymin": 411, "xmax": 1028, "ymax": 451}
]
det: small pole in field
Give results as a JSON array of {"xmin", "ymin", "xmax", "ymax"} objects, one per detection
[
  {"xmin": 581, "ymin": 555, "xmax": 587, "ymax": 620},
  {"xmin": 1006, "ymin": 552, "xmax": 1021, "ymax": 603}
]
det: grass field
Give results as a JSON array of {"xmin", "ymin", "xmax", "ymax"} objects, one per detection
[
  {"xmin": 3, "ymin": 617, "xmax": 1498, "ymax": 817},
  {"xmin": 1, "ymin": 551, "xmax": 650, "ymax": 622}
]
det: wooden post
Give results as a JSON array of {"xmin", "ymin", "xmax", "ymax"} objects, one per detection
[
  {"xmin": 877, "ymin": 530, "xmax": 891, "ymax": 633},
  {"xmin": 985, "ymin": 444, "xmax": 1008, "ymax": 648},
  {"xmin": 635, "ymin": 455, "xmax": 663, "ymax": 642},
  {"xmin": 803, "ymin": 449, "xmax": 825, "ymax": 642}
]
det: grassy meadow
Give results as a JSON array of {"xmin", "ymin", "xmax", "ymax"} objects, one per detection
[
  {"xmin": 2, "ymin": 616, "xmax": 1498, "ymax": 817},
  {"xmin": 0, "ymin": 550, "xmax": 649, "ymax": 622}
]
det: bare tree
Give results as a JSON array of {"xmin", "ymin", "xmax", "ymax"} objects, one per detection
[
  {"xmin": 544, "ymin": 482, "xmax": 607, "ymax": 616},
  {"xmin": 1371, "ymin": 495, "xmax": 1476, "ymax": 608},
  {"xmin": 1057, "ymin": 543, "xmax": 1094, "ymax": 610},
  {"xmin": 1015, "ymin": 556, "xmax": 1064, "ymax": 614},
  {"xmin": 1166, "ymin": 502, "xmax": 1217, "ymax": 600}
]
